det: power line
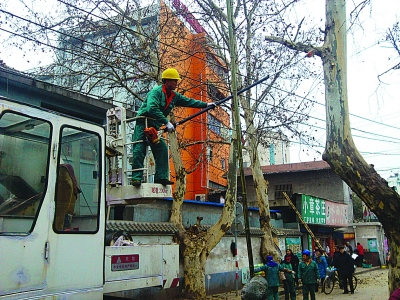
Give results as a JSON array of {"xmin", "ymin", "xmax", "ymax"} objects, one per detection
[
  {"xmin": 2, "ymin": 2, "xmax": 400, "ymax": 149},
  {"xmin": 2, "ymin": 1, "xmax": 398, "ymax": 181},
  {"xmin": 3, "ymin": 18, "xmax": 398, "ymax": 147}
]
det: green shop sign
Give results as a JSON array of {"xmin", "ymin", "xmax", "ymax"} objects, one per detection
[{"xmin": 301, "ymin": 194, "xmax": 326, "ymax": 225}]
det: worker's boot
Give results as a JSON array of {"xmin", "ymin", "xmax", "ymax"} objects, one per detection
[{"xmin": 154, "ymin": 179, "xmax": 174, "ymax": 185}]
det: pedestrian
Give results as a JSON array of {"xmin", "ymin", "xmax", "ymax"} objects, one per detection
[
  {"xmin": 356, "ymin": 242, "xmax": 365, "ymax": 267},
  {"xmin": 312, "ymin": 246, "xmax": 319, "ymax": 260},
  {"xmin": 389, "ymin": 287, "xmax": 400, "ymax": 300},
  {"xmin": 313, "ymin": 249, "xmax": 328, "ymax": 293},
  {"xmin": 325, "ymin": 244, "xmax": 330, "ymax": 256},
  {"xmin": 254, "ymin": 255, "xmax": 293, "ymax": 300},
  {"xmin": 333, "ymin": 245, "xmax": 355, "ymax": 294},
  {"xmin": 344, "ymin": 241, "xmax": 353, "ymax": 255},
  {"xmin": 286, "ymin": 249, "xmax": 300, "ymax": 286},
  {"xmin": 330, "ymin": 245, "xmax": 340, "ymax": 265},
  {"xmin": 281, "ymin": 255, "xmax": 297, "ymax": 300},
  {"xmin": 130, "ymin": 68, "xmax": 215, "ymax": 186},
  {"xmin": 298, "ymin": 249, "xmax": 320, "ymax": 300}
]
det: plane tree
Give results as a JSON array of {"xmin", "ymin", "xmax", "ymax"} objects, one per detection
[
  {"xmin": 0, "ymin": 0, "xmax": 322, "ymax": 298},
  {"xmin": 262, "ymin": 0, "xmax": 400, "ymax": 294},
  {"xmin": 0, "ymin": 1, "xmax": 232, "ymax": 298},
  {"xmin": 1, "ymin": 0, "xmax": 242, "ymax": 298},
  {"xmin": 191, "ymin": 0, "xmax": 321, "ymax": 264}
]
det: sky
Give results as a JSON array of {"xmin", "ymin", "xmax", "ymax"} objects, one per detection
[
  {"xmin": 287, "ymin": 0, "xmax": 400, "ymax": 181},
  {"xmin": 346, "ymin": 2, "xmax": 400, "ymax": 180},
  {"xmin": 1, "ymin": 0, "xmax": 399, "ymax": 180}
]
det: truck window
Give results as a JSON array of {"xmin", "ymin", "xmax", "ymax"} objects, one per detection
[
  {"xmin": 0, "ymin": 111, "xmax": 51, "ymax": 234},
  {"xmin": 54, "ymin": 126, "xmax": 101, "ymax": 233}
]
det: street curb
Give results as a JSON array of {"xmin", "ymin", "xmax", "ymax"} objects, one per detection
[{"xmin": 355, "ymin": 266, "xmax": 382, "ymax": 275}]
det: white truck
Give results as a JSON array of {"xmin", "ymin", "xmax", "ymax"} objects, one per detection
[{"xmin": 0, "ymin": 97, "xmax": 179, "ymax": 299}]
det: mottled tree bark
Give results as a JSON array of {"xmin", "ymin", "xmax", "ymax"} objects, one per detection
[
  {"xmin": 246, "ymin": 136, "xmax": 279, "ymax": 261},
  {"xmin": 321, "ymin": 0, "xmax": 400, "ymax": 294},
  {"xmin": 169, "ymin": 129, "xmax": 237, "ymax": 299},
  {"xmin": 263, "ymin": 0, "xmax": 400, "ymax": 294}
]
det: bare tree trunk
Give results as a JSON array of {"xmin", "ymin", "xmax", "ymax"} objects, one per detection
[
  {"xmin": 169, "ymin": 128, "xmax": 237, "ymax": 299},
  {"xmin": 321, "ymin": 0, "xmax": 400, "ymax": 294},
  {"xmin": 169, "ymin": 132, "xmax": 185, "ymax": 230},
  {"xmin": 181, "ymin": 233, "xmax": 208, "ymax": 299},
  {"xmin": 240, "ymin": 0, "xmax": 279, "ymax": 262},
  {"xmin": 245, "ymin": 135, "xmax": 279, "ymax": 260}
]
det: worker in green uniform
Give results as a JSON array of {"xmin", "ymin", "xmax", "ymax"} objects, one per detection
[
  {"xmin": 298, "ymin": 249, "xmax": 320, "ymax": 300},
  {"xmin": 281, "ymin": 254, "xmax": 297, "ymax": 300},
  {"xmin": 131, "ymin": 68, "xmax": 215, "ymax": 186},
  {"xmin": 254, "ymin": 255, "xmax": 294, "ymax": 300}
]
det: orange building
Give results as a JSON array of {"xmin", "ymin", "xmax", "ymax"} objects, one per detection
[{"xmin": 158, "ymin": 0, "xmax": 230, "ymax": 201}]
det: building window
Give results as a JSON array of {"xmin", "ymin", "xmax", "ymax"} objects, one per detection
[
  {"xmin": 206, "ymin": 54, "xmax": 227, "ymax": 81},
  {"xmin": 208, "ymin": 114, "xmax": 221, "ymax": 135},
  {"xmin": 207, "ymin": 146, "xmax": 213, "ymax": 161},
  {"xmin": 207, "ymin": 82, "xmax": 225, "ymax": 101},
  {"xmin": 221, "ymin": 159, "xmax": 226, "ymax": 170},
  {"xmin": 274, "ymin": 184, "xmax": 293, "ymax": 200}
]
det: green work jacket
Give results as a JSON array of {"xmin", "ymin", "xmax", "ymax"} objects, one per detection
[
  {"xmin": 136, "ymin": 84, "xmax": 207, "ymax": 129},
  {"xmin": 298, "ymin": 260, "xmax": 320, "ymax": 284}
]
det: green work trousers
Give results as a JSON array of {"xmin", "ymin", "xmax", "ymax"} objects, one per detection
[
  {"xmin": 266, "ymin": 286, "xmax": 279, "ymax": 300},
  {"xmin": 302, "ymin": 283, "xmax": 316, "ymax": 300},
  {"xmin": 131, "ymin": 122, "xmax": 169, "ymax": 182},
  {"xmin": 283, "ymin": 279, "xmax": 297, "ymax": 300}
]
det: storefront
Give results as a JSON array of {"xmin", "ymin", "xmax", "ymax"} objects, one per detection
[
  {"xmin": 294, "ymin": 193, "xmax": 349, "ymax": 256},
  {"xmin": 339, "ymin": 222, "xmax": 386, "ymax": 266}
]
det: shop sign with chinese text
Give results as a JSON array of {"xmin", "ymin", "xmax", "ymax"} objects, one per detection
[
  {"xmin": 301, "ymin": 194, "xmax": 326, "ymax": 225},
  {"xmin": 325, "ymin": 201, "xmax": 348, "ymax": 226}
]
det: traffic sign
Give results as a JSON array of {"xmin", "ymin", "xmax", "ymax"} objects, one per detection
[{"xmin": 233, "ymin": 218, "xmax": 244, "ymax": 232}]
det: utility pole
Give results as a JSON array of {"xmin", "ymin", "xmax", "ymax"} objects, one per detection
[{"xmin": 226, "ymin": 0, "xmax": 254, "ymax": 278}]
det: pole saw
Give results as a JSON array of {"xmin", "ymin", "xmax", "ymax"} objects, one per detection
[
  {"xmin": 145, "ymin": 74, "xmax": 270, "ymax": 143},
  {"xmin": 174, "ymin": 74, "xmax": 270, "ymax": 127}
]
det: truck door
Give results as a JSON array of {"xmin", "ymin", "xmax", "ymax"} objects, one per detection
[
  {"xmin": 45, "ymin": 123, "xmax": 105, "ymax": 298},
  {"xmin": 0, "ymin": 108, "xmax": 52, "ymax": 297},
  {"xmin": 0, "ymin": 101, "xmax": 105, "ymax": 299}
]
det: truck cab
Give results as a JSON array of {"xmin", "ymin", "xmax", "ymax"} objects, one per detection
[{"xmin": 0, "ymin": 98, "xmax": 179, "ymax": 299}]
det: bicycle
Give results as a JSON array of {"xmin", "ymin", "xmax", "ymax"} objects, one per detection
[{"xmin": 323, "ymin": 267, "xmax": 357, "ymax": 294}]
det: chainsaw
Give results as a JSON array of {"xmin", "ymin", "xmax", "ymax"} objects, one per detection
[{"xmin": 144, "ymin": 127, "xmax": 160, "ymax": 144}]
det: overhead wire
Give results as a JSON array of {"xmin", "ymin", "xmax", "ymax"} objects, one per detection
[
  {"xmin": 1, "ymin": 2, "xmax": 400, "ymax": 157},
  {"xmin": 3, "ymin": 2, "xmax": 400, "ymax": 179},
  {"xmin": 3, "ymin": 14, "xmax": 396, "ymax": 148}
]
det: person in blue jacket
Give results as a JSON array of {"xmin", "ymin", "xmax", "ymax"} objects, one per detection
[
  {"xmin": 254, "ymin": 255, "xmax": 294, "ymax": 300},
  {"xmin": 313, "ymin": 249, "xmax": 328, "ymax": 292},
  {"xmin": 131, "ymin": 68, "xmax": 214, "ymax": 186}
]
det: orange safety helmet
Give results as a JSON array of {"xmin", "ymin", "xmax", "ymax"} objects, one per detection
[{"xmin": 161, "ymin": 68, "xmax": 181, "ymax": 80}]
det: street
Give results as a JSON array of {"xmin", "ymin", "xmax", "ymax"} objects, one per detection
[{"xmin": 207, "ymin": 267, "xmax": 389, "ymax": 300}]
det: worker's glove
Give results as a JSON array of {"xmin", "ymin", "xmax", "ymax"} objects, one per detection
[
  {"xmin": 207, "ymin": 102, "xmax": 216, "ymax": 108},
  {"xmin": 165, "ymin": 122, "xmax": 175, "ymax": 133}
]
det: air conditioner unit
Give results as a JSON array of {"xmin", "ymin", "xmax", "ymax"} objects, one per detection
[{"xmin": 195, "ymin": 194, "xmax": 206, "ymax": 202}]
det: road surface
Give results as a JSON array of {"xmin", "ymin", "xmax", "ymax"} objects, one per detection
[{"xmin": 207, "ymin": 267, "xmax": 390, "ymax": 300}]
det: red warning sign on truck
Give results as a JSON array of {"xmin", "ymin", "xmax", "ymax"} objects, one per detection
[{"xmin": 111, "ymin": 254, "xmax": 139, "ymax": 271}]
